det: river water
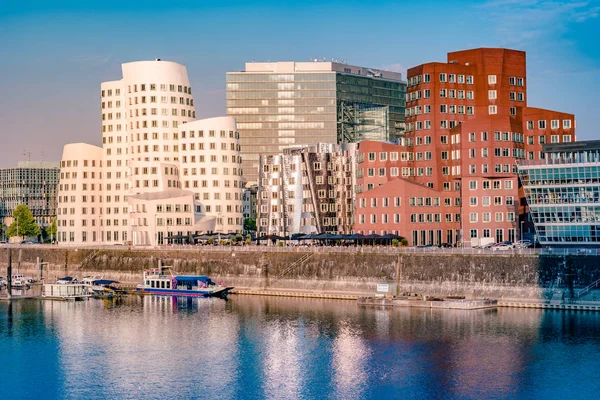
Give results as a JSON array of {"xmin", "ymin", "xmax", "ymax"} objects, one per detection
[{"xmin": 1, "ymin": 295, "xmax": 600, "ymax": 400}]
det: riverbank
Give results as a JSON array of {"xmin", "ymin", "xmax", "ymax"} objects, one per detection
[{"xmin": 2, "ymin": 246, "xmax": 600, "ymax": 302}]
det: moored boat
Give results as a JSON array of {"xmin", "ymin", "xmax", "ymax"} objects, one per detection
[{"xmin": 136, "ymin": 266, "xmax": 232, "ymax": 298}]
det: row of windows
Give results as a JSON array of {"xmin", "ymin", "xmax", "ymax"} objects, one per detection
[
  {"xmin": 57, "ymin": 206, "xmax": 128, "ymax": 215},
  {"xmin": 405, "ymin": 104, "xmax": 474, "ymax": 116},
  {"xmin": 407, "ymin": 89, "xmax": 474, "ymax": 102},
  {"xmin": 526, "ymin": 120, "xmax": 572, "ymax": 130},
  {"xmin": 468, "ymin": 196, "xmax": 515, "ymax": 206},
  {"xmin": 182, "ymin": 167, "xmax": 241, "ymax": 176},
  {"xmin": 407, "ymin": 73, "xmax": 475, "ymax": 87},
  {"xmin": 468, "ymin": 180, "xmax": 514, "ymax": 190},
  {"xmin": 57, "ymin": 230, "xmax": 127, "ymax": 243},
  {"xmin": 181, "ymin": 130, "xmax": 239, "ymax": 139},
  {"xmin": 180, "ymin": 179, "xmax": 243, "ymax": 189},
  {"xmin": 469, "ymin": 228, "xmax": 516, "ymax": 242},
  {"xmin": 125, "ymin": 83, "xmax": 192, "ymax": 95},
  {"xmin": 181, "ymin": 143, "xmax": 240, "ymax": 152},
  {"xmin": 101, "ymin": 88, "xmax": 121, "ymax": 97},
  {"xmin": 182, "ymin": 155, "xmax": 241, "ymax": 164},
  {"xmin": 487, "ymin": 90, "xmax": 525, "ymax": 102},
  {"xmin": 469, "ymin": 212, "xmax": 516, "ymax": 223}
]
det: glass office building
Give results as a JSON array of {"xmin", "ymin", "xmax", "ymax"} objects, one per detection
[
  {"xmin": 0, "ymin": 162, "xmax": 60, "ymax": 239},
  {"xmin": 226, "ymin": 61, "xmax": 406, "ymax": 184},
  {"xmin": 518, "ymin": 141, "xmax": 600, "ymax": 246}
]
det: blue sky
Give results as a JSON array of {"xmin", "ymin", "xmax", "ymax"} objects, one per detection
[{"xmin": 0, "ymin": 0, "xmax": 598, "ymax": 166}]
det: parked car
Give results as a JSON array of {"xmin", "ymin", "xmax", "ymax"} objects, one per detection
[
  {"xmin": 438, "ymin": 243, "xmax": 453, "ymax": 248},
  {"xmin": 416, "ymin": 244, "xmax": 437, "ymax": 251},
  {"xmin": 481, "ymin": 242, "xmax": 497, "ymax": 249},
  {"xmin": 514, "ymin": 240, "xmax": 532, "ymax": 248},
  {"xmin": 19, "ymin": 240, "xmax": 36, "ymax": 245},
  {"xmin": 493, "ymin": 242, "xmax": 514, "ymax": 251}
]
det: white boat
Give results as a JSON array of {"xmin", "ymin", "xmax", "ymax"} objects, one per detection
[
  {"xmin": 12, "ymin": 274, "xmax": 30, "ymax": 289},
  {"xmin": 56, "ymin": 276, "xmax": 78, "ymax": 284},
  {"xmin": 136, "ymin": 266, "xmax": 233, "ymax": 298}
]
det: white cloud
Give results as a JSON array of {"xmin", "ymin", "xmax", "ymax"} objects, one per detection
[{"xmin": 475, "ymin": 0, "xmax": 600, "ymax": 47}]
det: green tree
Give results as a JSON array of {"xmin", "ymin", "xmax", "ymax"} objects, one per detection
[
  {"xmin": 47, "ymin": 217, "xmax": 57, "ymax": 242},
  {"xmin": 243, "ymin": 218, "xmax": 257, "ymax": 232},
  {"xmin": 6, "ymin": 204, "xmax": 40, "ymax": 239}
]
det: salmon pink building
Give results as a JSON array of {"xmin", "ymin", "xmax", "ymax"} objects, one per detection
[{"xmin": 354, "ymin": 48, "xmax": 575, "ymax": 246}]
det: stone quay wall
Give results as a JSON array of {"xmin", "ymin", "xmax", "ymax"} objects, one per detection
[{"xmin": 2, "ymin": 247, "xmax": 599, "ymax": 300}]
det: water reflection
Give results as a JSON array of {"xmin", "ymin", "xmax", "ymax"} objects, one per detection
[
  {"xmin": 1, "ymin": 297, "xmax": 600, "ymax": 399},
  {"xmin": 332, "ymin": 319, "xmax": 370, "ymax": 399}
]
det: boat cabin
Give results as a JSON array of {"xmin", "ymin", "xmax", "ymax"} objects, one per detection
[{"xmin": 142, "ymin": 268, "xmax": 215, "ymax": 291}]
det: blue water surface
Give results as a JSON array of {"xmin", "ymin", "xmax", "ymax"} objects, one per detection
[{"xmin": 1, "ymin": 296, "xmax": 600, "ymax": 400}]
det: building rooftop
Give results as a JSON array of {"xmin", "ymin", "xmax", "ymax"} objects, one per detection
[
  {"xmin": 236, "ymin": 61, "xmax": 404, "ymax": 81},
  {"xmin": 543, "ymin": 140, "xmax": 600, "ymax": 154}
]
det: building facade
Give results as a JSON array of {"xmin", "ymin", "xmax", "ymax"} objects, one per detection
[
  {"xmin": 354, "ymin": 48, "xmax": 575, "ymax": 246},
  {"xmin": 226, "ymin": 61, "xmax": 406, "ymax": 184},
  {"xmin": 57, "ymin": 59, "xmax": 243, "ymax": 246},
  {"xmin": 243, "ymin": 184, "xmax": 258, "ymax": 222},
  {"xmin": 57, "ymin": 143, "xmax": 104, "ymax": 244},
  {"xmin": 257, "ymin": 143, "xmax": 356, "ymax": 236},
  {"xmin": 0, "ymin": 161, "xmax": 59, "ymax": 240},
  {"xmin": 518, "ymin": 141, "xmax": 600, "ymax": 246}
]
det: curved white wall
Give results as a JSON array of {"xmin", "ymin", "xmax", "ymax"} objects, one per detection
[
  {"xmin": 101, "ymin": 80, "xmax": 129, "ymax": 244},
  {"xmin": 122, "ymin": 60, "xmax": 196, "ymax": 192},
  {"xmin": 179, "ymin": 117, "xmax": 244, "ymax": 233},
  {"xmin": 57, "ymin": 143, "xmax": 104, "ymax": 245}
]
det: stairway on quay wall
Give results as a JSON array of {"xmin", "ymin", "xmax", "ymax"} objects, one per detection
[{"xmin": 2, "ymin": 247, "xmax": 600, "ymax": 301}]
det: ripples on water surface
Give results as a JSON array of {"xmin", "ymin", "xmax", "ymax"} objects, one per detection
[{"xmin": 1, "ymin": 296, "xmax": 600, "ymax": 399}]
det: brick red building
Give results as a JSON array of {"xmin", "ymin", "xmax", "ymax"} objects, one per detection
[{"xmin": 354, "ymin": 48, "xmax": 575, "ymax": 246}]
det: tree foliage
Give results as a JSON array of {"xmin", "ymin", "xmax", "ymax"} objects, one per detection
[
  {"xmin": 243, "ymin": 218, "xmax": 257, "ymax": 232},
  {"xmin": 47, "ymin": 217, "xmax": 57, "ymax": 239},
  {"xmin": 6, "ymin": 204, "xmax": 40, "ymax": 238}
]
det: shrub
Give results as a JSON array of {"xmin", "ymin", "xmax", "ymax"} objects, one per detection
[
  {"xmin": 392, "ymin": 239, "xmax": 399, "ymax": 247},
  {"xmin": 400, "ymin": 238, "xmax": 409, "ymax": 247}
]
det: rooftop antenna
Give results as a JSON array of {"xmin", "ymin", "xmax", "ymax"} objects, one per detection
[
  {"xmin": 22, "ymin": 150, "xmax": 31, "ymax": 165},
  {"xmin": 40, "ymin": 151, "xmax": 46, "ymax": 166}
]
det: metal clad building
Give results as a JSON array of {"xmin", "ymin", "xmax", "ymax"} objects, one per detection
[{"xmin": 258, "ymin": 143, "xmax": 356, "ymax": 236}]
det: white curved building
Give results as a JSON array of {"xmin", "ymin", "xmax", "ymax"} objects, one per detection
[
  {"xmin": 58, "ymin": 59, "xmax": 244, "ymax": 247},
  {"xmin": 179, "ymin": 117, "xmax": 244, "ymax": 233},
  {"xmin": 56, "ymin": 143, "xmax": 104, "ymax": 245}
]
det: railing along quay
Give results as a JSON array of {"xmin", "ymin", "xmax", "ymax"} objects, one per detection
[{"xmin": 1, "ymin": 243, "xmax": 549, "ymax": 256}]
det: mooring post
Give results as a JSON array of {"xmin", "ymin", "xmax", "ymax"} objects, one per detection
[
  {"xmin": 395, "ymin": 254, "xmax": 403, "ymax": 297},
  {"xmin": 38, "ymin": 257, "xmax": 44, "ymax": 282},
  {"xmin": 7, "ymin": 248, "xmax": 12, "ymax": 299}
]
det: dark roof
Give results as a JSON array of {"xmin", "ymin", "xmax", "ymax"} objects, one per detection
[
  {"xmin": 543, "ymin": 140, "xmax": 600, "ymax": 154},
  {"xmin": 174, "ymin": 276, "xmax": 213, "ymax": 284}
]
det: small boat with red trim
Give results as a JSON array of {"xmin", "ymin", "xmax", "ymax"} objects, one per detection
[{"xmin": 136, "ymin": 266, "xmax": 233, "ymax": 298}]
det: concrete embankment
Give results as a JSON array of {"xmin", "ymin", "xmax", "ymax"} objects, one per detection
[{"xmin": 2, "ymin": 247, "xmax": 600, "ymax": 302}]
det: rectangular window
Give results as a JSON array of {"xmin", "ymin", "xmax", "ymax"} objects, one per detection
[{"xmin": 488, "ymin": 75, "xmax": 497, "ymax": 84}]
